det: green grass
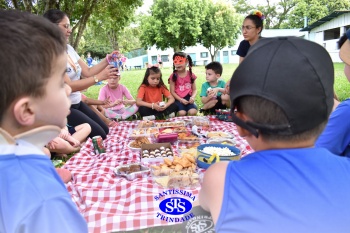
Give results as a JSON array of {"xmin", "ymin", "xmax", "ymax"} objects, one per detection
[{"xmin": 84, "ymin": 63, "xmax": 350, "ymax": 105}]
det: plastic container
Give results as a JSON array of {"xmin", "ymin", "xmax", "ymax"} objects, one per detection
[
  {"xmin": 159, "ymin": 126, "xmax": 188, "ymax": 134},
  {"xmin": 206, "ymin": 138, "xmax": 236, "ymax": 146},
  {"xmin": 136, "ymin": 120, "xmax": 155, "ymax": 128},
  {"xmin": 141, "ymin": 142, "xmax": 174, "ymax": 163},
  {"xmin": 129, "ymin": 127, "xmax": 159, "ymax": 139},
  {"xmin": 157, "ymin": 133, "xmax": 178, "ymax": 143},
  {"xmin": 176, "ymin": 140, "xmax": 202, "ymax": 153},
  {"xmin": 152, "ymin": 169, "xmax": 203, "ymax": 189},
  {"xmin": 206, "ymin": 131, "xmax": 233, "ymax": 138},
  {"xmin": 155, "ymin": 121, "xmax": 186, "ymax": 128},
  {"xmin": 191, "ymin": 117, "xmax": 210, "ymax": 128},
  {"xmin": 114, "ymin": 163, "xmax": 150, "ymax": 180}
]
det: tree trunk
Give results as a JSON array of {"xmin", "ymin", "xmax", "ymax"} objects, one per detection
[
  {"xmin": 71, "ymin": 0, "xmax": 98, "ymax": 51},
  {"xmin": 22, "ymin": 0, "xmax": 33, "ymax": 12},
  {"xmin": 11, "ymin": 0, "xmax": 19, "ymax": 9}
]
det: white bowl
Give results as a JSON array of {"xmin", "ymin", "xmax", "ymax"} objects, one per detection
[{"xmin": 127, "ymin": 141, "xmax": 142, "ymax": 151}]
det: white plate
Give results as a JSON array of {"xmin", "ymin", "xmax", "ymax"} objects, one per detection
[{"xmin": 127, "ymin": 141, "xmax": 142, "ymax": 151}]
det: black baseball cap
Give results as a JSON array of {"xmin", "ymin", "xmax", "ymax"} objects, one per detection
[{"xmin": 230, "ymin": 36, "xmax": 334, "ymax": 137}]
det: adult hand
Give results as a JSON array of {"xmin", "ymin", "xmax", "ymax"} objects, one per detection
[
  {"xmin": 224, "ymin": 80, "xmax": 230, "ymax": 95},
  {"xmin": 106, "ymin": 50, "xmax": 121, "ymax": 63},
  {"xmin": 98, "ymin": 65, "xmax": 119, "ymax": 81}
]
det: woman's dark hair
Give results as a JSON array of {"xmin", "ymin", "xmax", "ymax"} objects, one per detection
[
  {"xmin": 43, "ymin": 9, "xmax": 67, "ymax": 24},
  {"xmin": 138, "ymin": 66, "xmax": 168, "ymax": 90},
  {"xmin": 171, "ymin": 52, "xmax": 195, "ymax": 83},
  {"xmin": 245, "ymin": 14, "xmax": 264, "ymax": 35}
]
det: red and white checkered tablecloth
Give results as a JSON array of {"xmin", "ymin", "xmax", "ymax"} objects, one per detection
[{"xmin": 63, "ymin": 116, "xmax": 253, "ymax": 233}]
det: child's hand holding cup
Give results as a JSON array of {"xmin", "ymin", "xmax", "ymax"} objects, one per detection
[{"xmin": 159, "ymin": 101, "xmax": 166, "ymax": 108}]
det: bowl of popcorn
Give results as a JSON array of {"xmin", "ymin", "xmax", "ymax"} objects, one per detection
[{"xmin": 196, "ymin": 144, "xmax": 241, "ymax": 169}]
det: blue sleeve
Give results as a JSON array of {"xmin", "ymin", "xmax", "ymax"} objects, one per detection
[
  {"xmin": 22, "ymin": 197, "xmax": 88, "ymax": 233},
  {"xmin": 200, "ymin": 82, "xmax": 209, "ymax": 97},
  {"xmin": 236, "ymin": 40, "xmax": 250, "ymax": 57},
  {"xmin": 316, "ymin": 100, "xmax": 350, "ymax": 156}
]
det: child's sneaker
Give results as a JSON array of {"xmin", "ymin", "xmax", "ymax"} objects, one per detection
[
  {"xmin": 168, "ymin": 112, "xmax": 175, "ymax": 118},
  {"xmin": 131, "ymin": 114, "xmax": 138, "ymax": 120}
]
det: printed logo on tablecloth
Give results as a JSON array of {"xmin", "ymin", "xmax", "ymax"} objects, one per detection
[{"xmin": 154, "ymin": 189, "xmax": 196, "ymax": 223}]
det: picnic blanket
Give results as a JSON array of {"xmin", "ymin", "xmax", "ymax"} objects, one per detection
[{"xmin": 63, "ymin": 116, "xmax": 253, "ymax": 233}]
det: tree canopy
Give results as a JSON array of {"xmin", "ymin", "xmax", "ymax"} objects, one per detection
[
  {"xmin": 199, "ymin": 1, "xmax": 242, "ymax": 61},
  {"xmin": 140, "ymin": 0, "xmax": 208, "ymax": 52},
  {"xmin": 230, "ymin": 0, "xmax": 350, "ymax": 29},
  {"xmin": 140, "ymin": 0, "xmax": 242, "ymax": 61},
  {"xmin": 1, "ymin": 0, "xmax": 143, "ymax": 55}
]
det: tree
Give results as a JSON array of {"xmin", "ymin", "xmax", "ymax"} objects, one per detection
[
  {"xmin": 140, "ymin": 0, "xmax": 208, "ymax": 52},
  {"xmin": 230, "ymin": 0, "xmax": 297, "ymax": 29},
  {"xmin": 199, "ymin": 1, "xmax": 242, "ymax": 61},
  {"xmin": 283, "ymin": 0, "xmax": 350, "ymax": 28},
  {"xmin": 1, "ymin": 0, "xmax": 143, "ymax": 53},
  {"xmin": 230, "ymin": 0, "xmax": 350, "ymax": 29}
]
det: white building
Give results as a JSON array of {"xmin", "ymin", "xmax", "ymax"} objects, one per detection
[
  {"xmin": 300, "ymin": 10, "xmax": 350, "ymax": 62},
  {"xmin": 126, "ymin": 11, "xmax": 350, "ymax": 68}
]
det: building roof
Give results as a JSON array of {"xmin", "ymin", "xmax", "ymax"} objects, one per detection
[{"xmin": 300, "ymin": 10, "xmax": 350, "ymax": 32}]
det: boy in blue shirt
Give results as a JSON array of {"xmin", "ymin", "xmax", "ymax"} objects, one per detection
[
  {"xmin": 0, "ymin": 10, "xmax": 88, "ymax": 233},
  {"xmin": 200, "ymin": 37, "xmax": 350, "ymax": 233},
  {"xmin": 316, "ymin": 29, "xmax": 350, "ymax": 157}
]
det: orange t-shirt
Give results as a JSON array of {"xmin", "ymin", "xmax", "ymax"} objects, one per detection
[{"xmin": 137, "ymin": 84, "xmax": 171, "ymax": 103}]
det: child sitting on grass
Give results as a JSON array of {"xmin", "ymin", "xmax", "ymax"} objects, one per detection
[
  {"xmin": 168, "ymin": 52, "xmax": 198, "ymax": 116},
  {"xmin": 98, "ymin": 72, "xmax": 139, "ymax": 120},
  {"xmin": 81, "ymin": 93, "xmax": 118, "ymax": 127},
  {"xmin": 136, "ymin": 65, "xmax": 178, "ymax": 119},
  {"xmin": 200, "ymin": 61, "xmax": 228, "ymax": 114}
]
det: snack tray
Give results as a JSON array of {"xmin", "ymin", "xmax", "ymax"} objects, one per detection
[
  {"xmin": 129, "ymin": 127, "xmax": 159, "ymax": 139},
  {"xmin": 206, "ymin": 131, "xmax": 234, "ymax": 138},
  {"xmin": 114, "ymin": 163, "xmax": 151, "ymax": 181},
  {"xmin": 191, "ymin": 116, "xmax": 210, "ymax": 127},
  {"xmin": 152, "ymin": 169, "xmax": 202, "ymax": 189},
  {"xmin": 155, "ymin": 121, "xmax": 186, "ymax": 128},
  {"xmin": 206, "ymin": 138, "xmax": 236, "ymax": 145},
  {"xmin": 136, "ymin": 120, "xmax": 156, "ymax": 128},
  {"xmin": 141, "ymin": 142, "xmax": 174, "ymax": 163}
]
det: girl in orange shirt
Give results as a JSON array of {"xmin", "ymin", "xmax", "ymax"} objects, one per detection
[{"xmin": 136, "ymin": 65, "xmax": 178, "ymax": 119}]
